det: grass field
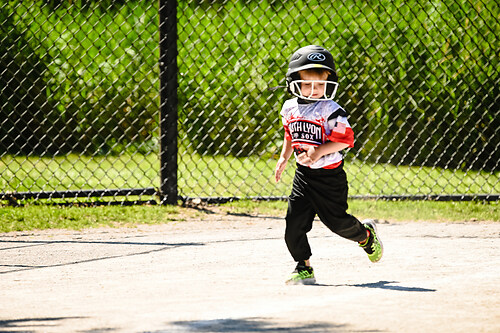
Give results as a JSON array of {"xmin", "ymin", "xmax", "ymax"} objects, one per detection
[
  {"xmin": 1, "ymin": 153, "xmax": 498, "ymax": 198},
  {"xmin": 0, "ymin": 199, "xmax": 498, "ymax": 233},
  {"xmin": 1, "ymin": 153, "xmax": 498, "ymax": 233}
]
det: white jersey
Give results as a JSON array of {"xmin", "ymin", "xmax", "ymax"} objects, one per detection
[{"xmin": 280, "ymin": 98, "xmax": 354, "ymax": 169}]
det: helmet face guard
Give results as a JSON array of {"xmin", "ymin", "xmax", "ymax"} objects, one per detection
[
  {"xmin": 286, "ymin": 45, "xmax": 339, "ymax": 100},
  {"xmin": 287, "ymin": 79, "xmax": 339, "ymax": 101}
]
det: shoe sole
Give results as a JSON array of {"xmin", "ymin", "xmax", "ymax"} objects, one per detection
[
  {"xmin": 364, "ymin": 220, "xmax": 384, "ymax": 262},
  {"xmin": 286, "ymin": 277, "xmax": 316, "ymax": 285}
]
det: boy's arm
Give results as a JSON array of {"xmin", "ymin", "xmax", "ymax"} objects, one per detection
[
  {"xmin": 297, "ymin": 141, "xmax": 349, "ymax": 167},
  {"xmin": 274, "ymin": 137, "xmax": 293, "ymax": 183}
]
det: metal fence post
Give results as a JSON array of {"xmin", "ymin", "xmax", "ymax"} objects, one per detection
[{"xmin": 159, "ymin": 0, "xmax": 178, "ymax": 205}]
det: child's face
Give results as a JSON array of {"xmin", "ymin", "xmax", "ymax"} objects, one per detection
[{"xmin": 299, "ymin": 70, "xmax": 329, "ymax": 99}]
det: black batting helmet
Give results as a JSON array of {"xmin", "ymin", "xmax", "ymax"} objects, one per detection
[{"xmin": 286, "ymin": 45, "xmax": 339, "ymax": 100}]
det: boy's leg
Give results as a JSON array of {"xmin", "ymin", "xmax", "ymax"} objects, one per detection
[
  {"xmin": 285, "ymin": 196, "xmax": 317, "ymax": 284},
  {"xmin": 285, "ymin": 195, "xmax": 316, "ymax": 262},
  {"xmin": 307, "ymin": 168, "xmax": 367, "ymax": 242},
  {"xmin": 308, "ymin": 167, "xmax": 383, "ymax": 262},
  {"xmin": 284, "ymin": 168, "xmax": 317, "ymax": 284}
]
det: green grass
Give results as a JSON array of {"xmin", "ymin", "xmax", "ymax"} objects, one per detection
[
  {"xmin": 2, "ymin": 152, "xmax": 496, "ymax": 233},
  {"xmin": 0, "ymin": 154, "xmax": 160, "ymax": 192},
  {"xmin": 0, "ymin": 204, "xmax": 183, "ymax": 232},
  {"xmin": 0, "ymin": 200, "xmax": 498, "ymax": 233},
  {"xmin": 217, "ymin": 199, "xmax": 499, "ymax": 223},
  {"xmin": 344, "ymin": 161, "xmax": 500, "ymax": 197},
  {"xmin": 1, "ymin": 153, "xmax": 498, "ymax": 198}
]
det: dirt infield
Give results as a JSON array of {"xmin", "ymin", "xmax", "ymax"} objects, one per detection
[{"xmin": 1, "ymin": 215, "xmax": 499, "ymax": 333}]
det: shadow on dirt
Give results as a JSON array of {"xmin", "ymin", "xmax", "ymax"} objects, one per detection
[
  {"xmin": 353, "ymin": 280, "xmax": 436, "ymax": 292},
  {"xmin": 0, "ymin": 239, "xmax": 204, "ymax": 275},
  {"xmin": 0, "ymin": 239, "xmax": 203, "ymax": 248},
  {"xmin": 314, "ymin": 280, "xmax": 436, "ymax": 292},
  {"xmin": 167, "ymin": 317, "xmax": 364, "ymax": 332},
  {"xmin": 0, "ymin": 317, "xmax": 86, "ymax": 331}
]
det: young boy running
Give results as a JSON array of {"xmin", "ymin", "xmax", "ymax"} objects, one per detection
[{"xmin": 274, "ymin": 45, "xmax": 383, "ymax": 285}]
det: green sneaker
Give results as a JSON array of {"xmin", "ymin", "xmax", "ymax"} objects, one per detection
[
  {"xmin": 285, "ymin": 262, "xmax": 316, "ymax": 285},
  {"xmin": 359, "ymin": 220, "xmax": 383, "ymax": 263}
]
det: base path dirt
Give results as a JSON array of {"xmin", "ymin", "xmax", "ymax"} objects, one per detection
[{"xmin": 1, "ymin": 215, "xmax": 499, "ymax": 332}]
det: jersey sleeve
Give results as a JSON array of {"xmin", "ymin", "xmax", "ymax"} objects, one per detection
[
  {"xmin": 283, "ymin": 123, "xmax": 292, "ymax": 141},
  {"xmin": 280, "ymin": 99, "xmax": 293, "ymax": 141},
  {"xmin": 326, "ymin": 107, "xmax": 354, "ymax": 148}
]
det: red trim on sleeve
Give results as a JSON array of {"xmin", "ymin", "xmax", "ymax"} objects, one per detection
[
  {"xmin": 283, "ymin": 125, "xmax": 292, "ymax": 141},
  {"xmin": 328, "ymin": 127, "xmax": 354, "ymax": 148}
]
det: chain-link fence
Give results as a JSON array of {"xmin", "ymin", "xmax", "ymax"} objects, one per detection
[{"xmin": 1, "ymin": 0, "xmax": 499, "ymax": 205}]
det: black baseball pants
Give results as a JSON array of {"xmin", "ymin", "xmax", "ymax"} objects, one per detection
[{"xmin": 285, "ymin": 163, "xmax": 367, "ymax": 262}]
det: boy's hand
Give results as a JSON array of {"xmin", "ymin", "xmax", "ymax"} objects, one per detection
[
  {"xmin": 275, "ymin": 157, "xmax": 288, "ymax": 183},
  {"xmin": 297, "ymin": 146, "xmax": 320, "ymax": 166}
]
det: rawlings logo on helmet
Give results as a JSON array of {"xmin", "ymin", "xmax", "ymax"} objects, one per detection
[{"xmin": 307, "ymin": 53, "xmax": 326, "ymax": 62}]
